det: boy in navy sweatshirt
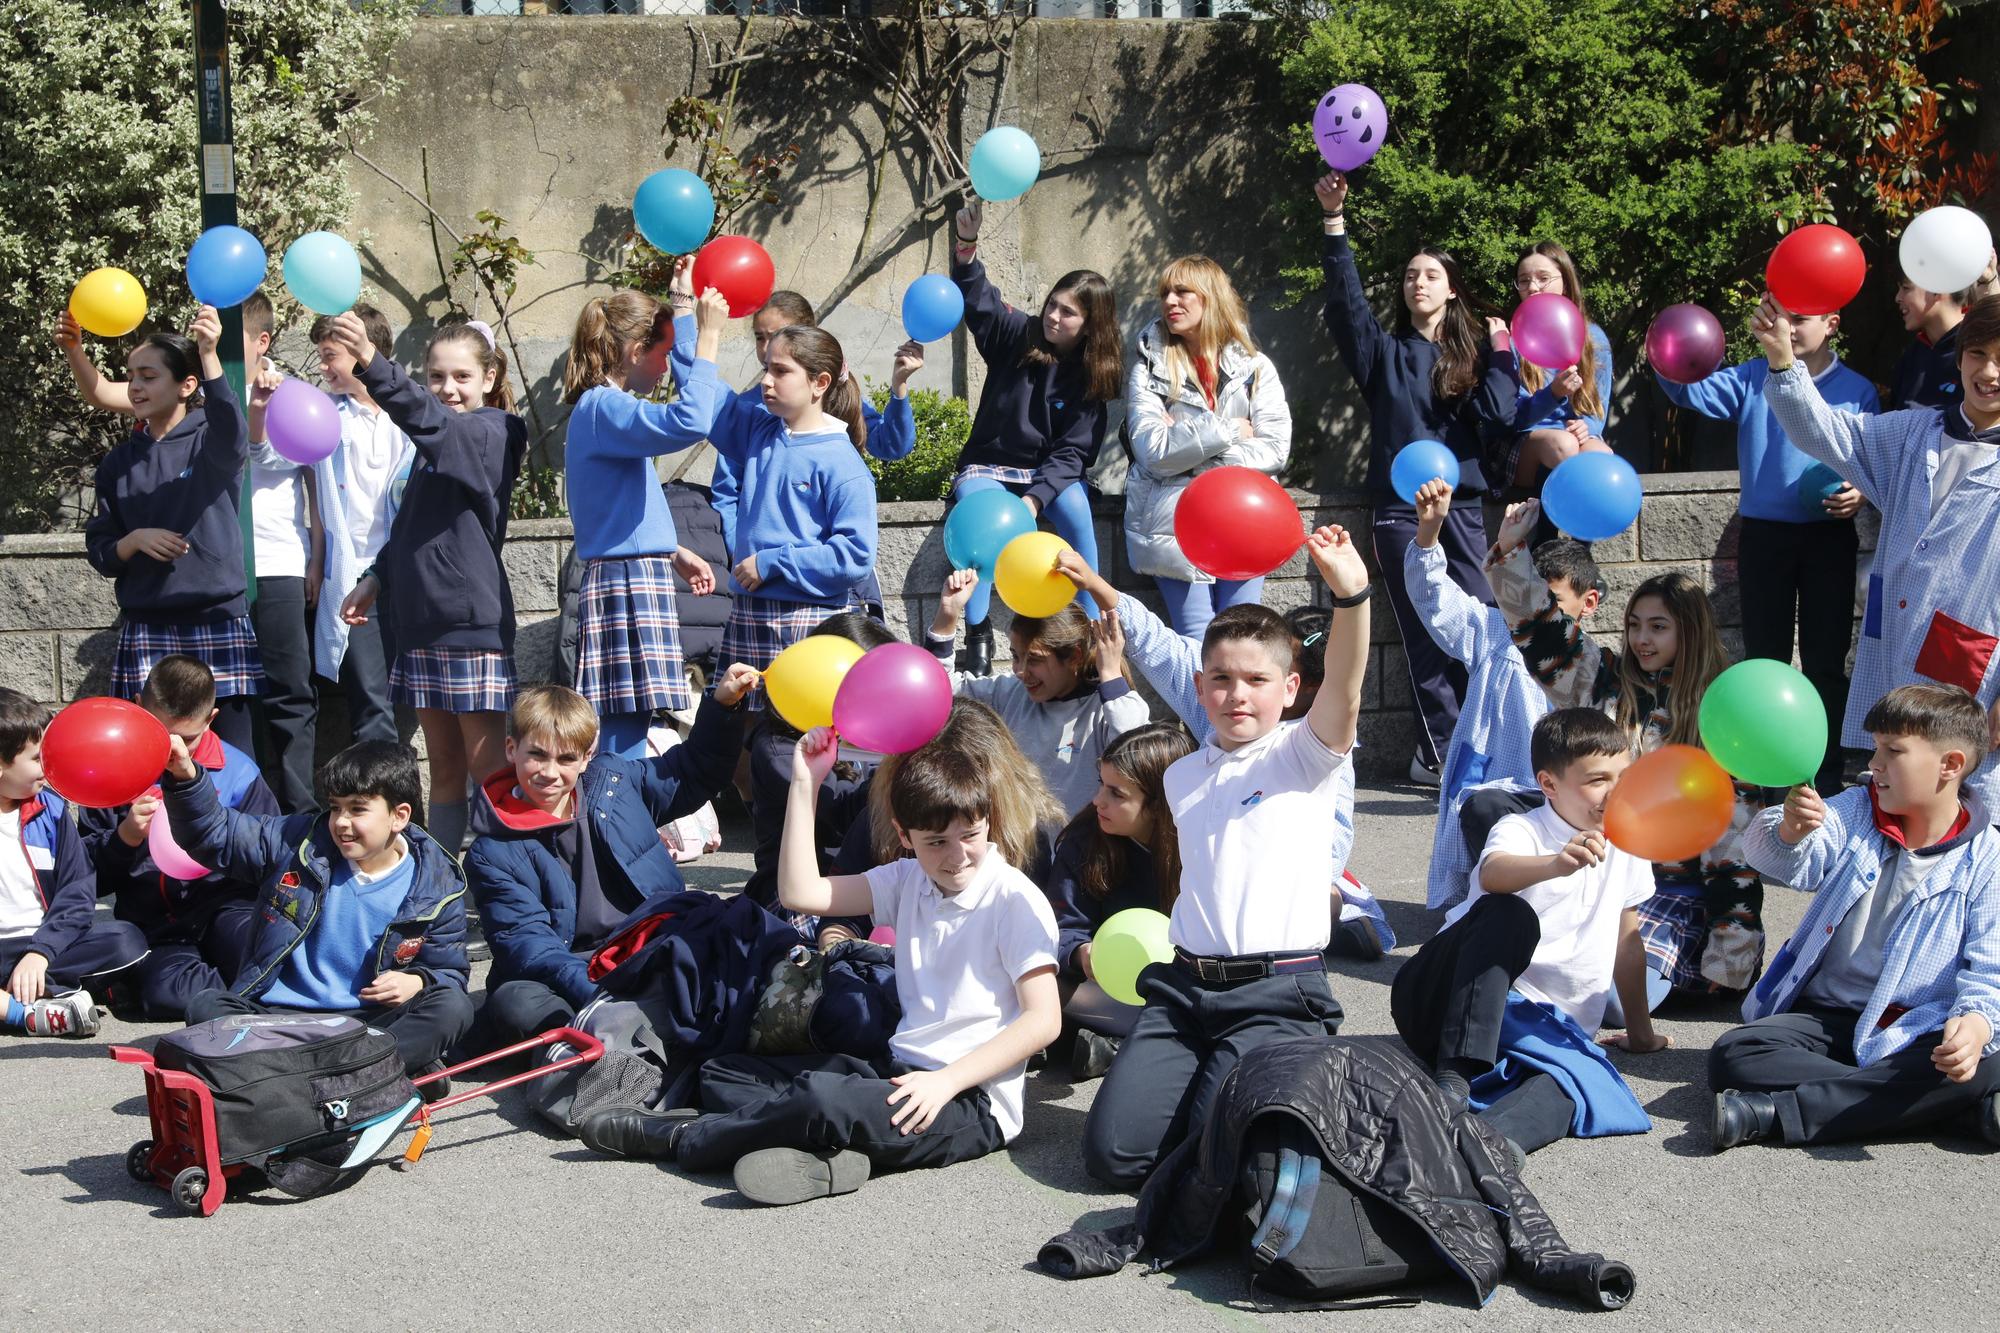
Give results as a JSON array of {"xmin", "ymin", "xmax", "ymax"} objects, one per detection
[{"xmin": 1888, "ymin": 276, "xmax": 1966, "ymax": 410}]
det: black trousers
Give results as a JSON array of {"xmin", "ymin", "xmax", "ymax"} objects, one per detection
[
  {"xmin": 127, "ymin": 899, "xmax": 260, "ymax": 1021},
  {"xmin": 1081, "ymin": 961, "xmax": 1343, "ymax": 1189},
  {"xmin": 338, "ymin": 614, "xmax": 399, "ymax": 746},
  {"xmin": 1736, "ymin": 518, "xmax": 1857, "ymax": 792},
  {"xmin": 250, "ymin": 575, "xmax": 319, "ymax": 813},
  {"xmin": 676, "ymin": 1052, "xmax": 1006, "ymax": 1175},
  {"xmin": 473, "ymin": 977, "xmax": 579, "ymax": 1053},
  {"xmin": 1709, "ymin": 1006, "xmax": 2000, "ymax": 1145},
  {"xmin": 0, "ymin": 919, "xmax": 149, "ymax": 990},
  {"xmin": 1373, "ymin": 504, "xmax": 1494, "ymax": 771},
  {"xmin": 186, "ymin": 984, "xmax": 476, "ymax": 1074}
]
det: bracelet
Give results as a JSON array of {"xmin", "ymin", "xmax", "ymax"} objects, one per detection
[
  {"xmin": 1321, "ymin": 210, "xmax": 1344, "ymax": 219},
  {"xmin": 1328, "ymin": 586, "xmax": 1372, "ymax": 609},
  {"xmin": 955, "ymin": 233, "xmax": 978, "ymax": 245},
  {"xmin": 1769, "ymin": 360, "xmax": 1797, "ymax": 373}
]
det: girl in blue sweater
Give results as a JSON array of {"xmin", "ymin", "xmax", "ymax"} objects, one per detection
[{"xmin": 561, "ymin": 285, "xmax": 730, "ymax": 757}]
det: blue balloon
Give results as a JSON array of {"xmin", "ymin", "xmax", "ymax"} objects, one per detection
[
  {"xmin": 282, "ymin": 231, "xmax": 361, "ymax": 316},
  {"xmin": 633, "ymin": 168, "xmax": 716, "ymax": 256},
  {"xmin": 1543, "ymin": 451, "xmax": 1644, "ymax": 542},
  {"xmin": 902, "ymin": 275, "xmax": 966, "ymax": 344},
  {"xmin": 1797, "ymin": 461, "xmax": 1846, "ymax": 506},
  {"xmin": 185, "ymin": 226, "xmax": 267, "ymax": 308},
  {"xmin": 944, "ymin": 488, "xmax": 1036, "ymax": 574},
  {"xmin": 969, "ymin": 127, "xmax": 1042, "ymax": 202},
  {"xmin": 1389, "ymin": 439, "xmax": 1460, "ymax": 505}
]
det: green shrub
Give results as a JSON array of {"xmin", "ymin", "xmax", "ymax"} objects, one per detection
[{"xmin": 865, "ymin": 383, "xmax": 971, "ymax": 502}]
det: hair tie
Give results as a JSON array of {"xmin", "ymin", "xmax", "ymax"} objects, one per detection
[
  {"xmin": 839, "ymin": 362, "xmax": 851, "ymax": 383},
  {"xmin": 467, "ymin": 319, "xmax": 497, "ymax": 351}
]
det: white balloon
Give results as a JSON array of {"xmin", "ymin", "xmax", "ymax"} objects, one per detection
[{"xmin": 1898, "ymin": 205, "xmax": 1994, "ymax": 295}]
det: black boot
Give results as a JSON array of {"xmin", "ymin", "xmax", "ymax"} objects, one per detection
[
  {"xmin": 1071, "ymin": 1030, "xmax": 1121, "ymax": 1082},
  {"xmin": 1710, "ymin": 1090, "xmax": 1779, "ymax": 1152},
  {"xmin": 576, "ymin": 1106, "xmax": 700, "ymax": 1160},
  {"xmin": 958, "ymin": 618, "xmax": 994, "ymax": 677}
]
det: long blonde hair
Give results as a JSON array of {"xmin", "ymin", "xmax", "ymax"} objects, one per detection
[
  {"xmin": 1154, "ymin": 255, "xmax": 1257, "ymax": 403},
  {"xmin": 868, "ymin": 699, "xmax": 1065, "ymax": 869},
  {"xmin": 1617, "ymin": 571, "xmax": 1727, "ymax": 750},
  {"xmin": 562, "ymin": 290, "xmax": 667, "ymax": 403},
  {"xmin": 1515, "ymin": 241, "xmax": 1604, "ymax": 422}
]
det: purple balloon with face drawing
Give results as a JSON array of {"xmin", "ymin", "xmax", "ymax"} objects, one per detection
[{"xmin": 1313, "ymin": 83, "xmax": 1387, "ymax": 172}]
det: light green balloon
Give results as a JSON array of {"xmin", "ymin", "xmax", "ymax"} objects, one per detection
[
  {"xmin": 1698, "ymin": 658, "xmax": 1829, "ymax": 787},
  {"xmin": 1092, "ymin": 907, "xmax": 1172, "ymax": 1006}
]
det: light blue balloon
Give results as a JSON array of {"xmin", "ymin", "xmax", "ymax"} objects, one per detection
[
  {"xmin": 282, "ymin": 231, "xmax": 361, "ymax": 316},
  {"xmin": 1543, "ymin": 451, "xmax": 1644, "ymax": 542},
  {"xmin": 944, "ymin": 488, "xmax": 1036, "ymax": 574},
  {"xmin": 185, "ymin": 226, "xmax": 267, "ymax": 308},
  {"xmin": 633, "ymin": 168, "xmax": 716, "ymax": 256},
  {"xmin": 1389, "ymin": 439, "xmax": 1460, "ymax": 505},
  {"xmin": 902, "ymin": 274, "xmax": 966, "ymax": 344},
  {"xmin": 969, "ymin": 126, "xmax": 1042, "ymax": 202},
  {"xmin": 1796, "ymin": 461, "xmax": 1846, "ymax": 506}
]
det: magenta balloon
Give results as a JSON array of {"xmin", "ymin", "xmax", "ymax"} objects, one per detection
[
  {"xmin": 266, "ymin": 378, "xmax": 342, "ymax": 465},
  {"xmin": 1645, "ymin": 303, "xmax": 1727, "ymax": 385},
  {"xmin": 1511, "ymin": 292, "xmax": 1586, "ymax": 370},
  {"xmin": 832, "ymin": 643, "xmax": 954, "ymax": 755}
]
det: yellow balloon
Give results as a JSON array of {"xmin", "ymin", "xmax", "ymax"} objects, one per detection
[
  {"xmin": 763, "ymin": 635, "xmax": 866, "ymax": 733},
  {"xmin": 993, "ymin": 531, "xmax": 1076, "ymax": 618},
  {"xmin": 69, "ymin": 267, "xmax": 148, "ymax": 338}
]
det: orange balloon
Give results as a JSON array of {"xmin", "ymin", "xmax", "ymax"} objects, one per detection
[{"xmin": 1604, "ymin": 744, "xmax": 1736, "ymax": 863}]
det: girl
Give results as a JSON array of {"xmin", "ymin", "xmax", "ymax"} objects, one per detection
[
  {"xmin": 948, "ymin": 200, "xmax": 1123, "ymax": 671},
  {"xmin": 561, "ymin": 285, "xmax": 731, "ymax": 758},
  {"xmin": 1123, "ymin": 255, "xmax": 1292, "ymax": 640},
  {"xmin": 1315, "ymin": 169, "xmax": 1517, "ymax": 787},
  {"xmin": 334, "ymin": 316, "xmax": 527, "ymax": 856},
  {"xmin": 926, "ymin": 569, "xmax": 1151, "ymax": 815},
  {"xmin": 1496, "ymin": 243, "xmax": 1616, "ymax": 546},
  {"xmin": 82, "ymin": 305, "xmax": 262, "ymax": 754}
]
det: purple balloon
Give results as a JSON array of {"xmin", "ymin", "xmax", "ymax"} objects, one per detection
[
  {"xmin": 1511, "ymin": 292, "xmax": 1586, "ymax": 371},
  {"xmin": 1313, "ymin": 83, "xmax": 1387, "ymax": 172},
  {"xmin": 266, "ymin": 378, "xmax": 341, "ymax": 465},
  {"xmin": 1645, "ymin": 303, "xmax": 1727, "ymax": 385},
  {"xmin": 832, "ymin": 643, "xmax": 954, "ymax": 755}
]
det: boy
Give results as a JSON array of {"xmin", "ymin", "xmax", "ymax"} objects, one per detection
[
  {"xmin": 0, "ymin": 689, "xmax": 148, "ymax": 1037},
  {"xmin": 1391, "ymin": 708, "xmax": 1664, "ymax": 1161},
  {"xmin": 79, "ymin": 655, "xmax": 277, "ymax": 1019},
  {"xmin": 1712, "ymin": 683, "xmax": 2000, "ymax": 1150},
  {"xmin": 1077, "ymin": 525, "xmax": 1370, "ymax": 1190},
  {"xmin": 1658, "ymin": 301, "xmax": 1876, "ymax": 792},
  {"xmin": 1888, "ymin": 275, "xmax": 1966, "ymax": 410},
  {"xmin": 463, "ymin": 670, "xmax": 753, "ymax": 1050},
  {"xmin": 163, "ymin": 737, "xmax": 473, "ymax": 1079},
  {"xmin": 575, "ymin": 720, "xmax": 1062, "ymax": 1208}
]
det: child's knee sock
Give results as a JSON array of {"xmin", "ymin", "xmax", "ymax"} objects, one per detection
[{"xmin": 428, "ymin": 799, "xmax": 469, "ymax": 855}]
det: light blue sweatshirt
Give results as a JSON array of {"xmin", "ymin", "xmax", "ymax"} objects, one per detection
[
  {"xmin": 565, "ymin": 371, "xmax": 726, "ymax": 559},
  {"xmin": 1658, "ymin": 356, "xmax": 1880, "ymax": 522}
]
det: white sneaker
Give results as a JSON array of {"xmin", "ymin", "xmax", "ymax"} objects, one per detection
[
  {"xmin": 1407, "ymin": 754, "xmax": 1441, "ymax": 788},
  {"xmin": 24, "ymin": 990, "xmax": 99, "ymax": 1038}
]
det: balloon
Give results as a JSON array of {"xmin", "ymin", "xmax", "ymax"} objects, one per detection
[
  {"xmin": 282, "ymin": 231, "xmax": 361, "ymax": 316},
  {"xmin": 992, "ymin": 531, "xmax": 1077, "ymax": 617},
  {"xmin": 764, "ymin": 635, "xmax": 867, "ymax": 734},
  {"xmin": 832, "ymin": 643, "xmax": 954, "ymax": 755},
  {"xmin": 1312, "ymin": 82, "xmax": 1388, "ymax": 172},
  {"xmin": 633, "ymin": 168, "xmax": 716, "ymax": 256},
  {"xmin": 42, "ymin": 698, "xmax": 170, "ymax": 809},
  {"xmin": 867, "ymin": 925, "xmax": 897, "ymax": 947},
  {"xmin": 1796, "ymin": 461, "xmax": 1846, "ymax": 507},
  {"xmin": 1091, "ymin": 908, "xmax": 1173, "ymax": 1006},
  {"xmin": 1511, "ymin": 292, "xmax": 1586, "ymax": 370},
  {"xmin": 1173, "ymin": 467, "xmax": 1304, "ymax": 581},
  {"xmin": 943, "ymin": 488, "xmax": 1036, "ymax": 574},
  {"xmin": 265, "ymin": 379, "xmax": 342, "ymax": 465},
  {"xmin": 1388, "ymin": 439, "xmax": 1461, "ymax": 506},
  {"xmin": 69, "ymin": 268, "xmax": 147, "ymax": 338},
  {"xmin": 1899, "ymin": 205, "xmax": 1993, "ymax": 295},
  {"xmin": 1542, "ymin": 452, "xmax": 1643, "ymax": 542},
  {"xmin": 968, "ymin": 126, "xmax": 1041, "ymax": 202},
  {"xmin": 148, "ymin": 799, "xmax": 209, "ymax": 880},
  {"xmin": 1766, "ymin": 224, "xmax": 1865, "ymax": 317},
  {"xmin": 902, "ymin": 274, "xmax": 965, "ymax": 344},
  {"xmin": 691, "ymin": 235, "xmax": 776, "ymax": 319},
  {"xmin": 1698, "ymin": 658, "xmax": 1829, "ymax": 788},
  {"xmin": 1645, "ymin": 304, "xmax": 1727, "ymax": 385},
  {"xmin": 1604, "ymin": 745, "xmax": 1737, "ymax": 863},
  {"xmin": 185, "ymin": 226, "xmax": 267, "ymax": 308}
]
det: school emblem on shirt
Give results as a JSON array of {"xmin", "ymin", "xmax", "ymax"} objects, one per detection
[
  {"xmin": 1240, "ymin": 790, "xmax": 1265, "ymax": 807},
  {"xmin": 280, "ymin": 871, "xmax": 300, "ymax": 889},
  {"xmin": 393, "ymin": 937, "xmax": 424, "ymax": 964}
]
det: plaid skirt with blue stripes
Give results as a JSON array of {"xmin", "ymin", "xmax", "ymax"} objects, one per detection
[
  {"xmin": 574, "ymin": 555, "xmax": 692, "ymax": 715},
  {"xmin": 954, "ymin": 463, "xmax": 1036, "ymax": 490},
  {"xmin": 111, "ymin": 616, "xmax": 263, "ymax": 701},
  {"xmin": 390, "ymin": 646, "xmax": 517, "ymax": 713},
  {"xmin": 1637, "ymin": 881, "xmax": 1709, "ymax": 994},
  {"xmin": 719, "ymin": 594, "xmax": 857, "ymax": 710}
]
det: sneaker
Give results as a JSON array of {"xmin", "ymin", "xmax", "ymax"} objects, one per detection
[
  {"xmin": 1407, "ymin": 754, "xmax": 1441, "ymax": 788},
  {"xmin": 23, "ymin": 990, "xmax": 99, "ymax": 1038},
  {"xmin": 732, "ymin": 1147, "xmax": 870, "ymax": 1206}
]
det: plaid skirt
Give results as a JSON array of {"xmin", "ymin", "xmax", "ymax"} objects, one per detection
[
  {"xmin": 390, "ymin": 646, "xmax": 517, "ymax": 713},
  {"xmin": 954, "ymin": 463, "xmax": 1036, "ymax": 491},
  {"xmin": 1637, "ymin": 881, "xmax": 1710, "ymax": 994},
  {"xmin": 719, "ymin": 594, "xmax": 855, "ymax": 710},
  {"xmin": 574, "ymin": 556, "xmax": 692, "ymax": 715},
  {"xmin": 111, "ymin": 616, "xmax": 263, "ymax": 701}
]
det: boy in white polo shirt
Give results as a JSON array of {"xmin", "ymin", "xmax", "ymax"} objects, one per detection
[
  {"xmin": 1080, "ymin": 524, "xmax": 1372, "ymax": 1190},
  {"xmin": 576, "ymin": 715, "xmax": 1062, "ymax": 1206}
]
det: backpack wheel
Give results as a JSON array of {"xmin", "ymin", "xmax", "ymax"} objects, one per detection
[
  {"xmin": 125, "ymin": 1140, "xmax": 155, "ymax": 1183},
  {"xmin": 171, "ymin": 1165, "xmax": 209, "ymax": 1213}
]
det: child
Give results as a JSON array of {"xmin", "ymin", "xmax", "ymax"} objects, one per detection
[
  {"xmin": 1079, "ymin": 524, "xmax": 1370, "ymax": 1189},
  {"xmin": 949, "ymin": 199, "xmax": 1123, "ymax": 666},
  {"xmin": 573, "ymin": 719, "xmax": 1062, "ymax": 1209},
  {"xmin": 926, "ymin": 569, "xmax": 1150, "ymax": 815},
  {"xmin": 166, "ymin": 737, "xmax": 473, "ymax": 1079},
  {"xmin": 1712, "ymin": 683, "xmax": 2000, "ymax": 1150},
  {"xmin": 463, "ymin": 670, "xmax": 754, "ymax": 1050},
  {"xmin": 0, "ymin": 689, "xmax": 147, "ymax": 1037},
  {"xmin": 78, "ymin": 304, "xmax": 262, "ymax": 756},
  {"xmin": 561, "ymin": 286, "xmax": 730, "ymax": 757},
  {"xmin": 1392, "ymin": 708, "xmax": 1663, "ymax": 1162},
  {"xmin": 333, "ymin": 315, "xmax": 528, "ymax": 856},
  {"xmin": 1497, "ymin": 242, "xmax": 1615, "ymax": 499},
  {"xmin": 1888, "ymin": 274, "xmax": 1967, "ymax": 410},
  {"xmin": 78, "ymin": 655, "xmax": 277, "ymax": 1019},
  {"xmin": 1656, "ymin": 299, "xmax": 1876, "ymax": 793}
]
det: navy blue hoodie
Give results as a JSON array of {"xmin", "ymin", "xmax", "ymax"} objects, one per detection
[{"xmin": 1888, "ymin": 324, "xmax": 1962, "ymax": 411}]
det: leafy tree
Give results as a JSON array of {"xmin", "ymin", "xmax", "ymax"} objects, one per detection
[{"xmin": 866, "ymin": 384, "xmax": 971, "ymax": 503}]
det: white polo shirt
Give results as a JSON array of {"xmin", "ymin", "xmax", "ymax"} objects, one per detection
[
  {"xmin": 865, "ymin": 853, "xmax": 1059, "ymax": 1142},
  {"xmin": 1166, "ymin": 718, "xmax": 1350, "ymax": 957}
]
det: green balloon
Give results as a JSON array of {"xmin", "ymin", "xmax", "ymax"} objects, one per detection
[
  {"xmin": 1092, "ymin": 908, "xmax": 1173, "ymax": 1006},
  {"xmin": 1698, "ymin": 658, "xmax": 1829, "ymax": 787}
]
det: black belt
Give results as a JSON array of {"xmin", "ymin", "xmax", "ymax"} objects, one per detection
[{"xmin": 1173, "ymin": 948, "xmax": 1326, "ymax": 985}]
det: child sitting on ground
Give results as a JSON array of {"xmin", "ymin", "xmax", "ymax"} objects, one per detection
[{"xmin": 1711, "ymin": 683, "xmax": 2000, "ymax": 1151}]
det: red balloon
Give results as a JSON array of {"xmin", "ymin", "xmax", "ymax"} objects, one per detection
[
  {"xmin": 1173, "ymin": 467, "xmax": 1304, "ymax": 581},
  {"xmin": 1603, "ymin": 744, "xmax": 1736, "ymax": 863},
  {"xmin": 691, "ymin": 235, "xmax": 776, "ymax": 319},
  {"xmin": 1765, "ymin": 224, "xmax": 1866, "ymax": 317},
  {"xmin": 42, "ymin": 697, "xmax": 170, "ymax": 809}
]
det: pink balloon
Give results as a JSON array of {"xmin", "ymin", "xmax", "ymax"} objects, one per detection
[
  {"xmin": 147, "ymin": 798, "xmax": 209, "ymax": 880},
  {"xmin": 868, "ymin": 925, "xmax": 897, "ymax": 947},
  {"xmin": 1645, "ymin": 303, "xmax": 1727, "ymax": 385},
  {"xmin": 832, "ymin": 643, "xmax": 953, "ymax": 755},
  {"xmin": 1511, "ymin": 292, "xmax": 1586, "ymax": 371},
  {"xmin": 266, "ymin": 378, "xmax": 341, "ymax": 465}
]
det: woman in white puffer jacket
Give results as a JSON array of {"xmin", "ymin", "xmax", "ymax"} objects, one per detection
[{"xmin": 1122, "ymin": 255, "xmax": 1293, "ymax": 638}]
